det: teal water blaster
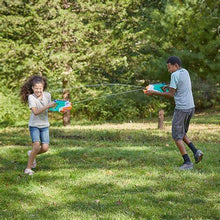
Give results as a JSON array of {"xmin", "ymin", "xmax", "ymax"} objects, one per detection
[
  {"xmin": 49, "ymin": 100, "xmax": 72, "ymax": 112},
  {"xmin": 143, "ymin": 83, "xmax": 169, "ymax": 93}
]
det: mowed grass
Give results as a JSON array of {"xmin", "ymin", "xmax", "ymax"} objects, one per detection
[{"xmin": 0, "ymin": 113, "xmax": 219, "ymax": 220}]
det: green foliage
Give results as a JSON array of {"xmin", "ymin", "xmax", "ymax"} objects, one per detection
[
  {"xmin": 72, "ymin": 88, "xmax": 173, "ymax": 122},
  {"xmin": 0, "ymin": 0, "xmax": 219, "ymax": 123},
  {"xmin": 0, "ymin": 91, "xmax": 29, "ymax": 125},
  {"xmin": 78, "ymin": 96, "xmax": 140, "ymax": 122},
  {"xmin": 192, "ymin": 80, "xmax": 220, "ymax": 110}
]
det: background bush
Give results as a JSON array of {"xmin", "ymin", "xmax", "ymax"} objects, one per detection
[{"xmin": 0, "ymin": 0, "xmax": 219, "ymax": 124}]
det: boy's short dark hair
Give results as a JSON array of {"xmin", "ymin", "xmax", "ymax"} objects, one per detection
[{"xmin": 167, "ymin": 56, "xmax": 182, "ymax": 66}]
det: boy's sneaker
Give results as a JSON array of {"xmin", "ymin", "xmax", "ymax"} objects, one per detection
[
  {"xmin": 179, "ymin": 162, "xmax": 193, "ymax": 170},
  {"xmin": 28, "ymin": 150, "xmax": 37, "ymax": 168},
  {"xmin": 194, "ymin": 150, "xmax": 203, "ymax": 164},
  {"xmin": 24, "ymin": 168, "xmax": 34, "ymax": 175}
]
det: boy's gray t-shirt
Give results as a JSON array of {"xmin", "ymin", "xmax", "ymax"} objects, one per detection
[
  {"xmin": 170, "ymin": 68, "xmax": 195, "ymax": 110},
  {"xmin": 28, "ymin": 92, "xmax": 51, "ymax": 128}
]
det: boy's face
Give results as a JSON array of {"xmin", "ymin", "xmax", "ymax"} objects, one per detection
[{"xmin": 167, "ymin": 63, "xmax": 180, "ymax": 73}]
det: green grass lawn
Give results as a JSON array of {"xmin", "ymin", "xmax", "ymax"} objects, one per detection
[{"xmin": 0, "ymin": 113, "xmax": 219, "ymax": 219}]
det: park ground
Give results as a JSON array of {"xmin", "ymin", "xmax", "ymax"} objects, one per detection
[{"xmin": 0, "ymin": 111, "xmax": 219, "ymax": 219}]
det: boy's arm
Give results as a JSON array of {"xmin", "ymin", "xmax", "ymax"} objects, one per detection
[{"xmin": 145, "ymin": 87, "xmax": 175, "ymax": 99}]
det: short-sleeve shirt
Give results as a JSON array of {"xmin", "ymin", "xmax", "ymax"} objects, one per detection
[
  {"xmin": 169, "ymin": 68, "xmax": 195, "ymax": 110},
  {"xmin": 28, "ymin": 92, "xmax": 51, "ymax": 128}
]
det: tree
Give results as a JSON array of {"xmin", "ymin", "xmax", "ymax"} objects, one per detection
[{"xmin": 0, "ymin": 0, "xmax": 219, "ymax": 124}]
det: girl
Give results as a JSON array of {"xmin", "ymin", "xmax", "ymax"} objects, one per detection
[{"xmin": 20, "ymin": 75, "xmax": 56, "ymax": 175}]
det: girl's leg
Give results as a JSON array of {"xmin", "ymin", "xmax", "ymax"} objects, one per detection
[
  {"xmin": 26, "ymin": 143, "xmax": 48, "ymax": 170},
  {"xmin": 38, "ymin": 143, "xmax": 49, "ymax": 154},
  {"xmin": 38, "ymin": 127, "xmax": 49, "ymax": 154},
  {"xmin": 25, "ymin": 127, "xmax": 50, "ymax": 174},
  {"xmin": 27, "ymin": 142, "xmax": 41, "ymax": 169}
]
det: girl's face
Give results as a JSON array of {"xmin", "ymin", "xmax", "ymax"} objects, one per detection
[{"xmin": 32, "ymin": 83, "xmax": 44, "ymax": 98}]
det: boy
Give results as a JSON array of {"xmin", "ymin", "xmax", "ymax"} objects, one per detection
[{"xmin": 144, "ymin": 56, "xmax": 203, "ymax": 170}]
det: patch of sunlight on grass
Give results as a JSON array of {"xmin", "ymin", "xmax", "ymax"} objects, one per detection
[
  {"xmin": 19, "ymin": 183, "xmax": 60, "ymax": 198},
  {"xmin": 107, "ymin": 158, "xmax": 130, "ymax": 166},
  {"xmin": 190, "ymin": 123, "xmax": 219, "ymax": 130},
  {"xmin": 155, "ymin": 191, "xmax": 182, "ymax": 199},
  {"xmin": 53, "ymin": 122, "xmax": 158, "ymax": 131}
]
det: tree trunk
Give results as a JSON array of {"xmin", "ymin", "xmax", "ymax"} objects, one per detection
[
  {"xmin": 158, "ymin": 110, "xmax": 164, "ymax": 129},
  {"xmin": 62, "ymin": 80, "xmax": 71, "ymax": 126}
]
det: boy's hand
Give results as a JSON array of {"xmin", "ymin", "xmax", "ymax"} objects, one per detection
[
  {"xmin": 143, "ymin": 90, "xmax": 158, "ymax": 96},
  {"xmin": 162, "ymin": 85, "xmax": 169, "ymax": 92}
]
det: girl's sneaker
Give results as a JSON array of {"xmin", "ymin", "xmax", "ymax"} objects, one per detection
[
  {"xmin": 28, "ymin": 150, "xmax": 37, "ymax": 168},
  {"xmin": 24, "ymin": 168, "xmax": 34, "ymax": 175}
]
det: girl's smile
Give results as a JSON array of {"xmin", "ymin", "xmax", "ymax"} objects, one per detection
[{"xmin": 32, "ymin": 83, "xmax": 44, "ymax": 98}]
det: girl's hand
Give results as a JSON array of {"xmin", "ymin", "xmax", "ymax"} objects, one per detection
[{"xmin": 47, "ymin": 101, "xmax": 56, "ymax": 108}]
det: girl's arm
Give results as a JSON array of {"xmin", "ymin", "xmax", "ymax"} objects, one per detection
[{"xmin": 31, "ymin": 102, "xmax": 56, "ymax": 116}]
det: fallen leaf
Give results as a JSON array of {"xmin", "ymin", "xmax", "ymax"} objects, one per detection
[{"xmin": 116, "ymin": 199, "xmax": 122, "ymax": 205}]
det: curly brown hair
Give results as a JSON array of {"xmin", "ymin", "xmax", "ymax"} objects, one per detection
[{"xmin": 20, "ymin": 75, "xmax": 48, "ymax": 103}]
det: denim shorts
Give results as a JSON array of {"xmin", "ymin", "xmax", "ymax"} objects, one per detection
[
  {"xmin": 172, "ymin": 108, "xmax": 195, "ymax": 141},
  {"xmin": 29, "ymin": 126, "xmax": 49, "ymax": 144}
]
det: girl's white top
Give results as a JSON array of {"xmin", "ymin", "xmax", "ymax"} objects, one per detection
[{"xmin": 28, "ymin": 92, "xmax": 51, "ymax": 128}]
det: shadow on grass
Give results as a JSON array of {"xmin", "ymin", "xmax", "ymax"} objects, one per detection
[
  {"xmin": 0, "ymin": 116, "xmax": 219, "ymax": 219},
  {"xmin": 0, "ymin": 125, "xmax": 218, "ymax": 173},
  {"xmin": 0, "ymin": 127, "xmax": 30, "ymax": 146},
  {"xmin": 1, "ymin": 171, "xmax": 218, "ymax": 219},
  {"xmin": 0, "ymin": 125, "xmax": 171, "ymax": 147},
  {"xmin": 50, "ymin": 127, "xmax": 171, "ymax": 145},
  {"xmin": 0, "ymin": 147, "xmax": 218, "ymax": 219},
  {"xmin": 42, "ymin": 146, "xmax": 173, "ymax": 170}
]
